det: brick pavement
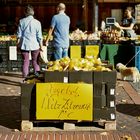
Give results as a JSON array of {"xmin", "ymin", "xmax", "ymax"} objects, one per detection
[
  {"xmin": 0, "ymin": 72, "xmax": 140, "ymax": 139},
  {"xmin": 0, "ymin": 131, "xmax": 140, "ymax": 140},
  {"xmin": 115, "ymin": 81, "xmax": 140, "ymax": 131},
  {"xmin": 0, "ymin": 132, "xmax": 140, "ymax": 140}
]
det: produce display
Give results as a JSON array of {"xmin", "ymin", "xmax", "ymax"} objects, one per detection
[
  {"xmin": 100, "ymin": 29, "xmax": 121, "ymax": 44},
  {"xmin": 0, "ymin": 35, "xmax": 16, "ymax": 41},
  {"xmin": 0, "ymin": 29, "xmax": 139, "ymax": 44},
  {"xmin": 23, "ymin": 56, "xmax": 113, "ymax": 84},
  {"xmin": 69, "ymin": 29, "xmax": 100, "ymax": 41},
  {"xmin": 45, "ymin": 56, "xmax": 112, "ymax": 72}
]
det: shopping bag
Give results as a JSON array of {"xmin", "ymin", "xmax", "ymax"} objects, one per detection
[
  {"xmin": 39, "ymin": 46, "xmax": 48, "ymax": 64},
  {"xmin": 16, "ymin": 38, "xmax": 23, "ymax": 51}
]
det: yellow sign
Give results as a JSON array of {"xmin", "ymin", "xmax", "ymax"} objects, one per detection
[
  {"xmin": 86, "ymin": 45, "xmax": 99, "ymax": 58},
  {"xmin": 70, "ymin": 45, "xmax": 81, "ymax": 59},
  {"xmin": 36, "ymin": 83, "xmax": 93, "ymax": 121}
]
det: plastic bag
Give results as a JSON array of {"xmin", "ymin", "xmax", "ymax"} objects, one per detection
[{"xmin": 39, "ymin": 46, "xmax": 48, "ymax": 64}]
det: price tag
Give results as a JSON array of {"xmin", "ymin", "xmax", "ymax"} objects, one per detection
[
  {"xmin": 110, "ymin": 101, "xmax": 115, "ymax": 107},
  {"xmin": 111, "ymin": 113, "xmax": 115, "ymax": 120},
  {"xmin": 64, "ymin": 77, "xmax": 68, "ymax": 83},
  {"xmin": 110, "ymin": 89, "xmax": 115, "ymax": 95}
]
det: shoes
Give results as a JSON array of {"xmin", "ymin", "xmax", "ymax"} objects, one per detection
[
  {"xmin": 22, "ymin": 72, "xmax": 40, "ymax": 83},
  {"xmin": 34, "ymin": 72, "xmax": 40, "ymax": 77}
]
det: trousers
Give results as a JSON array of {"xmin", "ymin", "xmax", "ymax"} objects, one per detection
[
  {"xmin": 54, "ymin": 47, "xmax": 68, "ymax": 60},
  {"xmin": 21, "ymin": 49, "xmax": 40, "ymax": 77}
]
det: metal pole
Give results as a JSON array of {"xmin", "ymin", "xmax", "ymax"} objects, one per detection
[
  {"xmin": 83, "ymin": 0, "xmax": 88, "ymax": 31},
  {"xmin": 92, "ymin": 0, "xmax": 98, "ymax": 32}
]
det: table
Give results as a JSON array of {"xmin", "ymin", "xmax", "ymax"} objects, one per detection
[
  {"xmin": 100, "ymin": 41, "xmax": 136, "ymax": 67},
  {"xmin": 100, "ymin": 44, "xmax": 119, "ymax": 65}
]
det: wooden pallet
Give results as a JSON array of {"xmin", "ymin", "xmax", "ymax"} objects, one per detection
[{"xmin": 21, "ymin": 120, "xmax": 116, "ymax": 131}]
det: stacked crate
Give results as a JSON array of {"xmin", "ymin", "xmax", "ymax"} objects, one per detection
[
  {"xmin": 8, "ymin": 40, "xmax": 42, "ymax": 72},
  {"xmin": 93, "ymin": 71, "xmax": 116, "ymax": 121},
  {"xmin": 0, "ymin": 41, "xmax": 10, "ymax": 72},
  {"xmin": 21, "ymin": 83, "xmax": 36, "ymax": 120},
  {"xmin": 44, "ymin": 71, "xmax": 117, "ymax": 121},
  {"xmin": 21, "ymin": 70, "xmax": 117, "ymax": 122},
  {"xmin": 7, "ymin": 40, "xmax": 22, "ymax": 71},
  {"xmin": 1, "ymin": 39, "xmax": 101, "ymax": 72}
]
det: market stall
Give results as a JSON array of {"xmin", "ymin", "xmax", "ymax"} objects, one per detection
[
  {"xmin": 99, "ymin": 29, "xmax": 140, "ymax": 68},
  {"xmin": 0, "ymin": 32, "xmax": 140, "ymax": 72},
  {"xmin": 100, "ymin": 44, "xmax": 119, "ymax": 65},
  {"xmin": 21, "ymin": 56, "xmax": 117, "ymax": 131},
  {"xmin": 0, "ymin": 32, "xmax": 102, "ymax": 72},
  {"xmin": 1, "ymin": 29, "xmax": 139, "ymax": 131}
]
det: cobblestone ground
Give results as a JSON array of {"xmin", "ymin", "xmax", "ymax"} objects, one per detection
[
  {"xmin": 116, "ymin": 81, "xmax": 140, "ymax": 131},
  {"xmin": 0, "ymin": 72, "xmax": 22, "ymax": 132},
  {"xmin": 0, "ymin": 72, "xmax": 140, "ymax": 132}
]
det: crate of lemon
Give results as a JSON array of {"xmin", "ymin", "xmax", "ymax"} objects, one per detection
[
  {"xmin": 21, "ymin": 56, "xmax": 116, "ymax": 123},
  {"xmin": 46, "ymin": 56, "xmax": 112, "ymax": 72}
]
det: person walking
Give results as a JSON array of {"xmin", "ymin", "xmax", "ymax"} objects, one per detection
[
  {"xmin": 17, "ymin": 5, "xmax": 43, "ymax": 78},
  {"xmin": 45, "ymin": 3, "xmax": 70, "ymax": 60}
]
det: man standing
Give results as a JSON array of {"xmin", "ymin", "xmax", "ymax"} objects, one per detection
[
  {"xmin": 45, "ymin": 3, "xmax": 70, "ymax": 60},
  {"xmin": 17, "ymin": 5, "xmax": 43, "ymax": 78}
]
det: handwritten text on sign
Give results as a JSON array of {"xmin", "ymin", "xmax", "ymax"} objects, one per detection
[{"xmin": 36, "ymin": 83, "xmax": 93, "ymax": 120}]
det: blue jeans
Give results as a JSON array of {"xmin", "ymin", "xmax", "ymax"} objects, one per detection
[
  {"xmin": 54, "ymin": 47, "xmax": 68, "ymax": 60},
  {"xmin": 21, "ymin": 49, "xmax": 40, "ymax": 77}
]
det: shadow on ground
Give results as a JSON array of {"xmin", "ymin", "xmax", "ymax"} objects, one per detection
[
  {"xmin": 0, "ymin": 72, "xmax": 22, "ymax": 78},
  {"xmin": 116, "ymin": 104, "xmax": 140, "ymax": 116},
  {"xmin": 0, "ymin": 78, "xmax": 21, "ymax": 86},
  {"xmin": 0, "ymin": 96, "xmax": 21, "ymax": 131}
]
